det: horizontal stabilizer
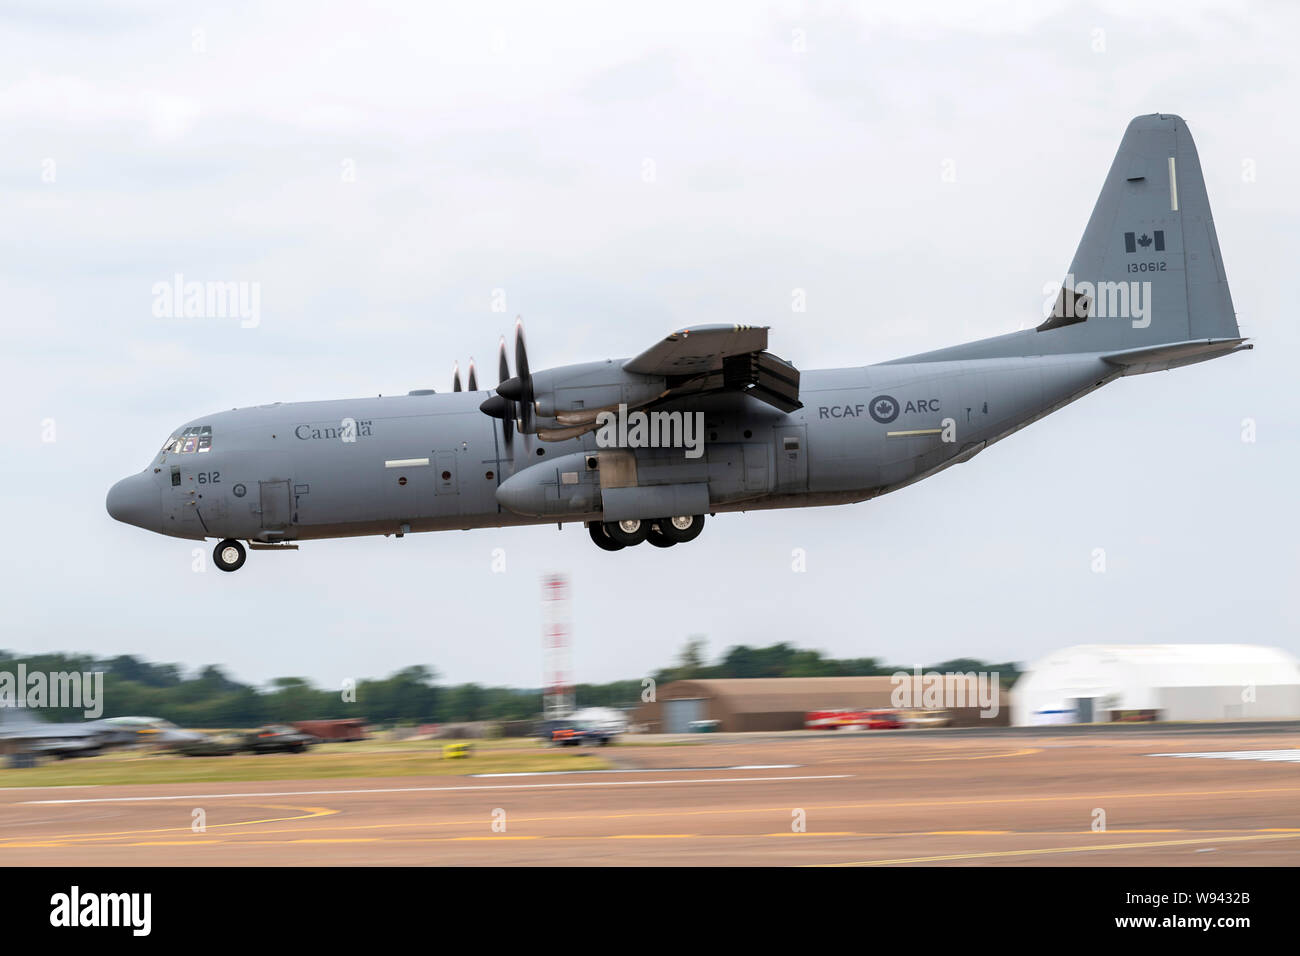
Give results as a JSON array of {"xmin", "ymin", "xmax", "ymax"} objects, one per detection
[{"xmin": 1100, "ymin": 337, "xmax": 1251, "ymax": 375}]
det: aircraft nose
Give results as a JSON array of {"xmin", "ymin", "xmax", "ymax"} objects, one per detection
[{"xmin": 106, "ymin": 473, "xmax": 161, "ymax": 532}]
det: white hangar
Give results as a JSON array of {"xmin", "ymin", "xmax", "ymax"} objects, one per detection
[{"xmin": 1012, "ymin": 644, "xmax": 1300, "ymax": 725}]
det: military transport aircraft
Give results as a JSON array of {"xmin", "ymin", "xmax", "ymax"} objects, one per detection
[{"xmin": 107, "ymin": 114, "xmax": 1249, "ymax": 571}]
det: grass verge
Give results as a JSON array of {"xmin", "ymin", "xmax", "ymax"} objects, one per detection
[{"xmin": 0, "ymin": 739, "xmax": 615, "ymax": 788}]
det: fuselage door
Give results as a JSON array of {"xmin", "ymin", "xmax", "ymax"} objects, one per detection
[
  {"xmin": 259, "ymin": 479, "xmax": 293, "ymax": 530},
  {"xmin": 774, "ymin": 424, "xmax": 808, "ymax": 492},
  {"xmin": 742, "ymin": 443, "xmax": 768, "ymax": 492}
]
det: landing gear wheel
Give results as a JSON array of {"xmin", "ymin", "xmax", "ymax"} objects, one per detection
[
  {"xmin": 645, "ymin": 524, "xmax": 676, "ymax": 548},
  {"xmin": 604, "ymin": 518, "xmax": 648, "ymax": 547},
  {"xmin": 213, "ymin": 538, "xmax": 246, "ymax": 572},
  {"xmin": 660, "ymin": 514, "xmax": 705, "ymax": 544},
  {"xmin": 588, "ymin": 522, "xmax": 625, "ymax": 552}
]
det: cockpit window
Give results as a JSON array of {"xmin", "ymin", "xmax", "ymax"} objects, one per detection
[{"xmin": 162, "ymin": 425, "xmax": 212, "ymax": 455}]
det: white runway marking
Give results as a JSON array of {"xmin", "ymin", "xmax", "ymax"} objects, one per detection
[
  {"xmin": 472, "ymin": 764, "xmax": 798, "ymax": 777},
  {"xmin": 1149, "ymin": 750, "xmax": 1300, "ymax": 764},
  {"xmin": 21, "ymin": 773, "xmax": 850, "ymax": 805}
]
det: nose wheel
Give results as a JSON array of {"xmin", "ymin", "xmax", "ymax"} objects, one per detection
[{"xmin": 213, "ymin": 538, "xmax": 246, "ymax": 572}]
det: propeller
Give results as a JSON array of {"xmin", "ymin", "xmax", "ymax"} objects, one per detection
[
  {"xmin": 513, "ymin": 318, "xmax": 533, "ymax": 434},
  {"xmin": 478, "ymin": 336, "xmax": 516, "ymax": 444},
  {"xmin": 479, "ymin": 317, "xmax": 541, "ymax": 455},
  {"xmin": 452, "ymin": 360, "xmax": 479, "ymax": 393},
  {"xmin": 493, "ymin": 318, "xmax": 535, "ymax": 434},
  {"xmin": 498, "ymin": 337, "xmax": 515, "ymax": 443}
]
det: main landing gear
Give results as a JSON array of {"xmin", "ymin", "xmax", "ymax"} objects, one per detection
[
  {"xmin": 213, "ymin": 538, "xmax": 246, "ymax": 572},
  {"xmin": 587, "ymin": 514, "xmax": 705, "ymax": 551}
]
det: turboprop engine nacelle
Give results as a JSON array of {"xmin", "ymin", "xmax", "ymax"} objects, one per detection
[
  {"xmin": 495, "ymin": 451, "xmax": 602, "ymax": 517},
  {"xmin": 525, "ymin": 362, "xmax": 666, "ymax": 421}
]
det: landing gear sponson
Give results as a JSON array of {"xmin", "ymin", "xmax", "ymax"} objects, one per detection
[
  {"xmin": 587, "ymin": 514, "xmax": 704, "ymax": 551},
  {"xmin": 213, "ymin": 516, "xmax": 705, "ymax": 570}
]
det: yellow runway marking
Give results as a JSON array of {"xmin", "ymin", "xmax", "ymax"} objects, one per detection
[
  {"xmin": 909, "ymin": 748, "xmax": 1040, "ymax": 762},
  {"xmin": 818, "ymin": 831, "xmax": 1300, "ymax": 866},
  {"xmin": 606, "ymin": 834, "xmax": 697, "ymax": 839},
  {"xmin": 0, "ymin": 804, "xmax": 337, "ymax": 849},
  {"xmin": 11, "ymin": 782, "xmax": 1295, "ymax": 848},
  {"xmin": 451, "ymin": 836, "xmax": 539, "ymax": 841},
  {"xmin": 14, "ymin": 827, "xmax": 1300, "ymax": 852},
  {"xmin": 7, "ymin": 785, "xmax": 1299, "ymax": 854},
  {"xmin": 560, "ymin": 784, "xmax": 1300, "ymax": 823}
]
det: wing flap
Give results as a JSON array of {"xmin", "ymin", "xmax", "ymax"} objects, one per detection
[{"xmin": 624, "ymin": 325, "xmax": 769, "ymax": 376}]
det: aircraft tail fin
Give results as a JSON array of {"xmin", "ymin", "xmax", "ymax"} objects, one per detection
[
  {"xmin": 1041, "ymin": 112, "xmax": 1240, "ymax": 346},
  {"xmin": 887, "ymin": 114, "xmax": 1246, "ymax": 367}
]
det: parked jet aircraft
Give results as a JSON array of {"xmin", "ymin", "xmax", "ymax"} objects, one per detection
[
  {"xmin": 0, "ymin": 709, "xmax": 202, "ymax": 761},
  {"xmin": 108, "ymin": 114, "xmax": 1249, "ymax": 571}
]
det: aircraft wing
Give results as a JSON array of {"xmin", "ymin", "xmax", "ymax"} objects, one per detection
[
  {"xmin": 0, "ymin": 709, "xmax": 129, "ymax": 755},
  {"xmin": 624, "ymin": 325, "xmax": 771, "ymax": 376},
  {"xmin": 623, "ymin": 325, "xmax": 802, "ymax": 412}
]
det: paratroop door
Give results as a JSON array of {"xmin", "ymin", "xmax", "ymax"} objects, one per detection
[
  {"xmin": 259, "ymin": 479, "xmax": 292, "ymax": 529},
  {"xmin": 774, "ymin": 424, "xmax": 808, "ymax": 492}
]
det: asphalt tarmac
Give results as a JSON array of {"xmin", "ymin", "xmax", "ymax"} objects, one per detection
[{"xmin": 3, "ymin": 730, "xmax": 1297, "ymax": 865}]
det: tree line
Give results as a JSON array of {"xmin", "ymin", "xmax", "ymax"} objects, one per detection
[{"xmin": 0, "ymin": 643, "xmax": 1019, "ymax": 728}]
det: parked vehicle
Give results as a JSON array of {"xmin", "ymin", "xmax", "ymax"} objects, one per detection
[
  {"xmin": 805, "ymin": 709, "xmax": 905, "ymax": 730},
  {"xmin": 245, "ymin": 724, "xmax": 316, "ymax": 754},
  {"xmin": 176, "ymin": 732, "xmax": 245, "ymax": 757}
]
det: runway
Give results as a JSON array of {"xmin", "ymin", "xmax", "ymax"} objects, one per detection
[{"xmin": 3, "ymin": 729, "xmax": 1298, "ymax": 865}]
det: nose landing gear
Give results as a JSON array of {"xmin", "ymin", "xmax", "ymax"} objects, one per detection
[{"xmin": 213, "ymin": 538, "xmax": 247, "ymax": 572}]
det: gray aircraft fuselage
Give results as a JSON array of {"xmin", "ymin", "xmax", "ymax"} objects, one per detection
[
  {"xmin": 105, "ymin": 113, "xmax": 1249, "ymax": 564},
  {"xmin": 107, "ymin": 354, "xmax": 1111, "ymax": 544}
]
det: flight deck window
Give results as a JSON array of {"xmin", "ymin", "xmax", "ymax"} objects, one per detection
[{"xmin": 162, "ymin": 425, "xmax": 213, "ymax": 455}]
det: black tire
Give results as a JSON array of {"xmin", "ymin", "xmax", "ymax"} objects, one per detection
[
  {"xmin": 588, "ymin": 522, "xmax": 625, "ymax": 551},
  {"xmin": 660, "ymin": 514, "xmax": 705, "ymax": 544},
  {"xmin": 213, "ymin": 538, "xmax": 246, "ymax": 572},
  {"xmin": 604, "ymin": 518, "xmax": 648, "ymax": 547},
  {"xmin": 645, "ymin": 524, "xmax": 676, "ymax": 548}
]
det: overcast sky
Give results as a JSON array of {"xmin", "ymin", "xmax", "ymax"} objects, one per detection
[{"xmin": 2, "ymin": 1, "xmax": 1296, "ymax": 692}]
